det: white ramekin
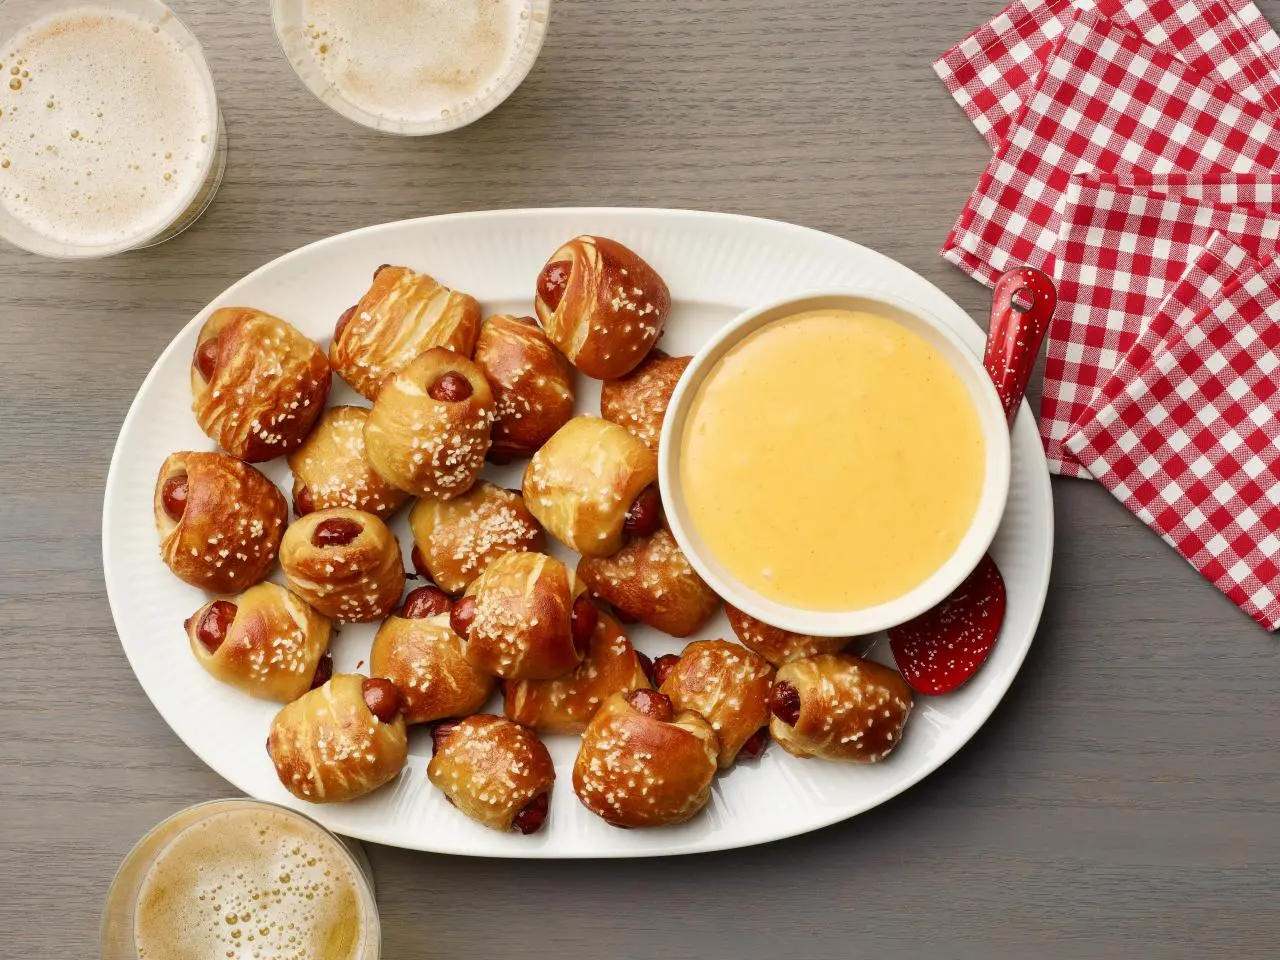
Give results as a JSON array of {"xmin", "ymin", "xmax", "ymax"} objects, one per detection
[{"xmin": 659, "ymin": 290, "xmax": 1011, "ymax": 638}]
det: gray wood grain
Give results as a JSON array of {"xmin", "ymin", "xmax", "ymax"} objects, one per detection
[{"xmin": 1, "ymin": 0, "xmax": 1278, "ymax": 957}]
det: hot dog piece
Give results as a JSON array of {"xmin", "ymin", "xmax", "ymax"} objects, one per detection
[
  {"xmin": 400, "ymin": 586, "xmax": 453, "ymax": 620},
  {"xmin": 360, "ymin": 677, "xmax": 402, "ymax": 722},
  {"xmin": 160, "ymin": 474, "xmax": 188, "ymax": 522},
  {"xmin": 192, "ymin": 600, "xmax": 237, "ymax": 654}
]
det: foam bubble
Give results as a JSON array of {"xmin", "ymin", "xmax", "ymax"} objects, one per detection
[
  {"xmin": 0, "ymin": 6, "xmax": 216, "ymax": 249},
  {"xmin": 134, "ymin": 807, "xmax": 368, "ymax": 960},
  {"xmin": 299, "ymin": 0, "xmax": 531, "ymax": 125}
]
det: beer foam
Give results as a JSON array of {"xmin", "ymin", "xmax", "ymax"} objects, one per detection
[
  {"xmin": 134, "ymin": 806, "xmax": 370, "ymax": 960},
  {"xmin": 0, "ymin": 6, "xmax": 216, "ymax": 250},
  {"xmin": 299, "ymin": 0, "xmax": 532, "ymax": 124}
]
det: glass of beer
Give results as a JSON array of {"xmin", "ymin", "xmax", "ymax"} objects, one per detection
[
  {"xmin": 270, "ymin": 0, "xmax": 551, "ymax": 135},
  {"xmin": 0, "ymin": 0, "xmax": 227, "ymax": 258},
  {"xmin": 101, "ymin": 798, "xmax": 380, "ymax": 960}
]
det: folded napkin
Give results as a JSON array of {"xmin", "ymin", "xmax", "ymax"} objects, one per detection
[
  {"xmin": 1045, "ymin": 172, "xmax": 1280, "ymax": 475},
  {"xmin": 934, "ymin": 0, "xmax": 1086, "ymax": 150},
  {"xmin": 942, "ymin": 9, "xmax": 1280, "ymax": 288},
  {"xmin": 934, "ymin": 0, "xmax": 1280, "ymax": 150},
  {"xmin": 1065, "ymin": 254, "xmax": 1280, "ymax": 629},
  {"xmin": 1070, "ymin": 230, "xmax": 1253, "ymax": 413}
]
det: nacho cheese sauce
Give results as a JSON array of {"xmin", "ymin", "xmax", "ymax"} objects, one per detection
[{"xmin": 679, "ymin": 309, "xmax": 986, "ymax": 612}]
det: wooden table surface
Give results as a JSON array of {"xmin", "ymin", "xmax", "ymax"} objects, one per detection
[{"xmin": 3, "ymin": 1, "xmax": 1278, "ymax": 957}]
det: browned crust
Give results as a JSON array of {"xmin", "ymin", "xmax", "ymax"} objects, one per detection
[
  {"xmin": 268, "ymin": 674, "xmax": 408, "ymax": 803},
  {"xmin": 770, "ymin": 654, "xmax": 913, "ymax": 763},
  {"xmin": 426, "ymin": 715, "xmax": 556, "ymax": 832},
  {"xmin": 279, "ymin": 507, "xmax": 406, "ymax": 622},
  {"xmin": 364, "ymin": 348, "xmax": 494, "ymax": 500},
  {"xmin": 462, "ymin": 552, "xmax": 585, "ymax": 680},
  {"xmin": 534, "ymin": 236, "xmax": 671, "ymax": 380},
  {"xmin": 190, "ymin": 307, "xmax": 331, "ymax": 462},
  {"xmin": 474, "ymin": 314, "xmax": 576, "ymax": 461},
  {"xmin": 407, "ymin": 481, "xmax": 545, "ymax": 595},
  {"xmin": 572, "ymin": 692, "xmax": 718, "ymax": 828},
  {"xmin": 369, "ymin": 613, "xmax": 494, "ymax": 724},
  {"xmin": 186, "ymin": 582, "xmax": 331, "ymax": 702},
  {"xmin": 503, "ymin": 612, "xmax": 649, "ymax": 735},
  {"xmin": 329, "ymin": 265, "xmax": 481, "ymax": 400},
  {"xmin": 154, "ymin": 451, "xmax": 287, "ymax": 593},
  {"xmin": 522, "ymin": 416, "xmax": 658, "ymax": 558},
  {"xmin": 599, "ymin": 351, "xmax": 690, "ymax": 453},
  {"xmin": 577, "ymin": 528, "xmax": 719, "ymax": 637},
  {"xmin": 725, "ymin": 604, "xmax": 854, "ymax": 666},
  {"xmin": 659, "ymin": 639, "xmax": 773, "ymax": 768},
  {"xmin": 287, "ymin": 406, "xmax": 410, "ymax": 519}
]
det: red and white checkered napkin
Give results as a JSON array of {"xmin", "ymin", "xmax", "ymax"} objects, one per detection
[
  {"xmin": 1044, "ymin": 172, "xmax": 1280, "ymax": 475},
  {"xmin": 941, "ymin": 9, "xmax": 1280, "ymax": 287},
  {"xmin": 1065, "ymin": 255, "xmax": 1280, "ymax": 629},
  {"xmin": 934, "ymin": 0, "xmax": 1280, "ymax": 150},
  {"xmin": 1070, "ymin": 228, "xmax": 1254, "ymax": 410}
]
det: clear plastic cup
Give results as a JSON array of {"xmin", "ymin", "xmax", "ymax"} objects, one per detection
[
  {"xmin": 100, "ymin": 798, "xmax": 380, "ymax": 960},
  {"xmin": 271, "ymin": 0, "xmax": 551, "ymax": 135},
  {"xmin": 0, "ymin": 0, "xmax": 226, "ymax": 259}
]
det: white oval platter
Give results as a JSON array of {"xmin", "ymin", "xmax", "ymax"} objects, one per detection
[{"xmin": 103, "ymin": 208, "xmax": 1053, "ymax": 858}]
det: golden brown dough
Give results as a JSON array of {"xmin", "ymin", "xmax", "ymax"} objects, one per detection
[
  {"xmin": 154, "ymin": 451, "xmax": 287, "ymax": 593},
  {"xmin": 522, "ymin": 416, "xmax": 658, "ymax": 558},
  {"xmin": 503, "ymin": 612, "xmax": 650, "ymax": 735},
  {"xmin": 573, "ymin": 690, "xmax": 718, "ymax": 828},
  {"xmin": 330, "ymin": 264, "xmax": 481, "ymax": 400},
  {"xmin": 287, "ymin": 406, "xmax": 410, "ymax": 519},
  {"xmin": 268, "ymin": 674, "xmax": 409, "ymax": 803},
  {"xmin": 534, "ymin": 236, "xmax": 671, "ymax": 380},
  {"xmin": 658, "ymin": 639, "xmax": 773, "ymax": 767},
  {"xmin": 369, "ymin": 591, "xmax": 494, "ymax": 725},
  {"xmin": 725, "ymin": 604, "xmax": 854, "ymax": 666},
  {"xmin": 455, "ymin": 552, "xmax": 594, "ymax": 680},
  {"xmin": 474, "ymin": 314, "xmax": 576, "ymax": 462},
  {"xmin": 364, "ymin": 348, "xmax": 494, "ymax": 499},
  {"xmin": 769, "ymin": 654, "xmax": 913, "ymax": 763},
  {"xmin": 600, "ymin": 351, "xmax": 690, "ymax": 453},
  {"xmin": 185, "ymin": 583, "xmax": 331, "ymax": 702},
  {"xmin": 279, "ymin": 508, "xmax": 405, "ymax": 622},
  {"xmin": 190, "ymin": 307, "xmax": 330, "ymax": 462},
  {"xmin": 577, "ymin": 528, "xmax": 719, "ymax": 637},
  {"xmin": 407, "ymin": 481, "xmax": 545, "ymax": 595},
  {"xmin": 427, "ymin": 715, "xmax": 556, "ymax": 834}
]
